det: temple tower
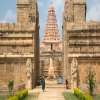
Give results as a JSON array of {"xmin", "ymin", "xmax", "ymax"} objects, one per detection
[
  {"xmin": 42, "ymin": 3, "xmax": 61, "ymax": 50},
  {"xmin": 40, "ymin": 3, "xmax": 62, "ymax": 78}
]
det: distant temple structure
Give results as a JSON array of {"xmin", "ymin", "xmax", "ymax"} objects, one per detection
[
  {"xmin": 63, "ymin": 0, "xmax": 100, "ymax": 92},
  {"xmin": 40, "ymin": 3, "xmax": 63, "ymax": 78},
  {"xmin": 0, "ymin": 0, "xmax": 39, "ymax": 89}
]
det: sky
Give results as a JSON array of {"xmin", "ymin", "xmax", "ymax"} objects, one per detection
[{"xmin": 0, "ymin": 0, "xmax": 100, "ymax": 39}]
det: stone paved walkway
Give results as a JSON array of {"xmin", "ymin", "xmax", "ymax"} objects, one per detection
[
  {"xmin": 37, "ymin": 88, "xmax": 65, "ymax": 100},
  {"xmin": 29, "ymin": 87, "xmax": 71, "ymax": 100},
  {"xmin": 29, "ymin": 80, "xmax": 67, "ymax": 100}
]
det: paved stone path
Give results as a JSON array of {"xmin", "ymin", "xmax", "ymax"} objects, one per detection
[
  {"xmin": 37, "ymin": 88, "xmax": 65, "ymax": 100},
  {"xmin": 29, "ymin": 80, "xmax": 67, "ymax": 100},
  {"xmin": 29, "ymin": 87, "xmax": 71, "ymax": 100}
]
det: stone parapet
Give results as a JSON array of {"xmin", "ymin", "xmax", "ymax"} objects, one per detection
[
  {"xmin": 0, "ymin": 40, "xmax": 33, "ymax": 46},
  {"xmin": 17, "ymin": 0, "xmax": 30, "ymax": 5},
  {"xmin": 0, "ymin": 54, "xmax": 34, "ymax": 58},
  {"xmin": 1, "ymin": 34, "xmax": 32, "ymax": 38},
  {"xmin": 0, "ymin": 23, "xmax": 35, "ymax": 32},
  {"xmin": 73, "ymin": 0, "xmax": 86, "ymax": 4},
  {"xmin": 68, "ymin": 53, "xmax": 100, "ymax": 58},
  {"xmin": 66, "ymin": 22, "xmax": 100, "ymax": 31},
  {"xmin": 69, "ymin": 40, "xmax": 100, "ymax": 46}
]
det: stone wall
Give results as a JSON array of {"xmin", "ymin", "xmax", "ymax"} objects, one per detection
[
  {"xmin": 78, "ymin": 61, "xmax": 100, "ymax": 93},
  {"xmin": 0, "ymin": 0, "xmax": 39, "ymax": 90},
  {"xmin": 0, "ymin": 60, "xmax": 26, "ymax": 87},
  {"xmin": 64, "ymin": 22, "xmax": 100, "ymax": 92},
  {"xmin": 0, "ymin": 23, "xmax": 35, "ymax": 31},
  {"xmin": 0, "ymin": 58, "xmax": 35, "ymax": 89}
]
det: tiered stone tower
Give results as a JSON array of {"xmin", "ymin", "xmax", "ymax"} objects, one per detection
[
  {"xmin": 63, "ymin": 0, "xmax": 100, "ymax": 92},
  {"xmin": 43, "ymin": 4, "xmax": 60, "ymax": 41},
  {"xmin": 42, "ymin": 3, "xmax": 61, "ymax": 51},
  {"xmin": 0, "ymin": 0, "xmax": 39, "ymax": 90},
  {"xmin": 40, "ymin": 3, "xmax": 62, "ymax": 78}
]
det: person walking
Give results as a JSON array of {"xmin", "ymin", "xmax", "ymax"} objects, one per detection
[
  {"xmin": 40, "ymin": 76, "xmax": 45, "ymax": 92},
  {"xmin": 65, "ymin": 80, "xmax": 68, "ymax": 89}
]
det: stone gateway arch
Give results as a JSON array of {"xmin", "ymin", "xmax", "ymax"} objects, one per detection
[{"xmin": 40, "ymin": 3, "xmax": 63, "ymax": 79}]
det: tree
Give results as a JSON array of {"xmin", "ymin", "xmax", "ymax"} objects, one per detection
[
  {"xmin": 86, "ymin": 66, "xmax": 96, "ymax": 96},
  {"xmin": 8, "ymin": 80, "xmax": 14, "ymax": 96}
]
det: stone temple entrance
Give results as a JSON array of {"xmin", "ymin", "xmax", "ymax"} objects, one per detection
[
  {"xmin": 40, "ymin": 3, "xmax": 63, "ymax": 79},
  {"xmin": 40, "ymin": 51, "xmax": 63, "ymax": 79}
]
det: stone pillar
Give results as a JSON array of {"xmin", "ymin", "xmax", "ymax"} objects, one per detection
[
  {"xmin": 71, "ymin": 57, "xmax": 78, "ymax": 89},
  {"xmin": 63, "ymin": 22, "xmax": 70, "ymax": 85},
  {"xmin": 26, "ymin": 58, "xmax": 32, "ymax": 89}
]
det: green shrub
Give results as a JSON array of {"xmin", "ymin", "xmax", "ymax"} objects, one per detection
[
  {"xmin": 84, "ymin": 94, "xmax": 93, "ymax": 100},
  {"xmin": 8, "ymin": 89, "xmax": 28, "ymax": 100},
  {"xmin": 74, "ymin": 88, "xmax": 93, "ymax": 100},
  {"xmin": 74, "ymin": 88, "xmax": 82, "ymax": 98},
  {"xmin": 16, "ymin": 91, "xmax": 23, "ymax": 100},
  {"xmin": 63, "ymin": 92, "xmax": 78, "ymax": 100},
  {"xmin": 16, "ymin": 89, "xmax": 28, "ymax": 100},
  {"xmin": 8, "ymin": 80, "xmax": 14, "ymax": 96},
  {"xmin": 22, "ymin": 90, "xmax": 28, "ymax": 98},
  {"xmin": 86, "ymin": 66, "xmax": 96, "ymax": 96},
  {"xmin": 8, "ymin": 96, "xmax": 18, "ymax": 100}
]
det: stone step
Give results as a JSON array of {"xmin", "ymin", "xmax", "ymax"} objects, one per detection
[
  {"xmin": 46, "ymin": 85, "xmax": 65, "ymax": 88},
  {"xmin": 46, "ymin": 83, "xmax": 65, "ymax": 88},
  {"xmin": 45, "ymin": 80, "xmax": 65, "ymax": 88}
]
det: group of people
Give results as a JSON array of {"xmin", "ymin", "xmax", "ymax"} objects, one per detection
[{"xmin": 39, "ymin": 76, "xmax": 69, "ymax": 92}]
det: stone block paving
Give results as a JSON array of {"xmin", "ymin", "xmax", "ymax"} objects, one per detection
[
  {"xmin": 29, "ymin": 80, "xmax": 69, "ymax": 100},
  {"xmin": 37, "ymin": 88, "xmax": 65, "ymax": 100}
]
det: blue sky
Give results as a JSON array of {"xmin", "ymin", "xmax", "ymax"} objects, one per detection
[{"xmin": 0, "ymin": 0, "xmax": 100, "ymax": 39}]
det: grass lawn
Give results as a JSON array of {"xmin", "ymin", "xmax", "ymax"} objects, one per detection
[
  {"xmin": 0, "ymin": 94, "xmax": 38, "ymax": 100},
  {"xmin": 25, "ymin": 95, "xmax": 38, "ymax": 100},
  {"xmin": 25, "ymin": 92, "xmax": 39, "ymax": 100},
  {"xmin": 0, "ymin": 95, "xmax": 7, "ymax": 100},
  {"xmin": 94, "ymin": 94, "xmax": 100, "ymax": 100},
  {"xmin": 63, "ymin": 92, "xmax": 100, "ymax": 100},
  {"xmin": 63, "ymin": 92, "xmax": 78, "ymax": 100}
]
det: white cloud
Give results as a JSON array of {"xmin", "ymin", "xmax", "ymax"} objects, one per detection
[{"xmin": 0, "ymin": 9, "xmax": 16, "ymax": 23}]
